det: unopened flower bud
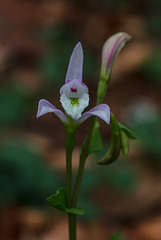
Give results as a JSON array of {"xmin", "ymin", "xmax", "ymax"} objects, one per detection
[{"xmin": 97, "ymin": 32, "xmax": 131, "ymax": 104}]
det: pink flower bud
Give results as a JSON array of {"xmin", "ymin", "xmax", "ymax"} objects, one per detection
[{"xmin": 101, "ymin": 32, "xmax": 132, "ymax": 81}]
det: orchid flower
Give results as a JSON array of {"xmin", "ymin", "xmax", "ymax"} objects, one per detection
[{"xmin": 36, "ymin": 42, "xmax": 110, "ymax": 126}]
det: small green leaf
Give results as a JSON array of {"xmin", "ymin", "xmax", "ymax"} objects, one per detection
[
  {"xmin": 88, "ymin": 122, "xmax": 103, "ymax": 155},
  {"xmin": 109, "ymin": 231, "xmax": 122, "ymax": 240},
  {"xmin": 118, "ymin": 122, "xmax": 137, "ymax": 140},
  {"xmin": 120, "ymin": 130, "xmax": 129, "ymax": 158},
  {"xmin": 47, "ymin": 188, "xmax": 84, "ymax": 215}
]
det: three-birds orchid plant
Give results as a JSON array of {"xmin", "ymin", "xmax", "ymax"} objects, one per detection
[{"xmin": 37, "ymin": 32, "xmax": 136, "ymax": 240}]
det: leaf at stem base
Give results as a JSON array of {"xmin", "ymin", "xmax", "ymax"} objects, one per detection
[{"xmin": 47, "ymin": 188, "xmax": 84, "ymax": 215}]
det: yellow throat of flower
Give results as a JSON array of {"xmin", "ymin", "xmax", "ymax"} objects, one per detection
[{"xmin": 70, "ymin": 97, "xmax": 79, "ymax": 106}]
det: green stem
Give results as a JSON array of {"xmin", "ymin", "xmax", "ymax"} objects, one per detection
[
  {"xmin": 69, "ymin": 214, "xmax": 76, "ymax": 240},
  {"xmin": 65, "ymin": 130, "xmax": 76, "ymax": 240},
  {"xmin": 96, "ymin": 73, "xmax": 110, "ymax": 105},
  {"xmin": 72, "ymin": 73, "xmax": 110, "ymax": 207},
  {"xmin": 72, "ymin": 116, "xmax": 96, "ymax": 207}
]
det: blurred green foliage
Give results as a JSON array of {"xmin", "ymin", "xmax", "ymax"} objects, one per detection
[
  {"xmin": 98, "ymin": 160, "xmax": 137, "ymax": 193},
  {"xmin": 140, "ymin": 51, "xmax": 161, "ymax": 85},
  {"xmin": 37, "ymin": 28, "xmax": 74, "ymax": 86},
  {"xmin": 103, "ymin": 0, "xmax": 129, "ymax": 9},
  {"xmin": 0, "ymin": 84, "xmax": 34, "ymax": 127},
  {"xmin": 147, "ymin": 14, "xmax": 161, "ymax": 37},
  {"xmin": 76, "ymin": 157, "xmax": 137, "ymax": 220},
  {"xmin": 109, "ymin": 232, "xmax": 122, "ymax": 240},
  {"xmin": 131, "ymin": 115, "xmax": 161, "ymax": 161},
  {"xmin": 0, "ymin": 139, "xmax": 64, "ymax": 206},
  {"xmin": 37, "ymin": 27, "xmax": 97, "ymax": 88},
  {"xmin": 146, "ymin": 0, "xmax": 161, "ymax": 37}
]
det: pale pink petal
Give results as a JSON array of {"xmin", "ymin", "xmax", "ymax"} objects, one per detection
[
  {"xmin": 77, "ymin": 104, "xmax": 110, "ymax": 124},
  {"xmin": 36, "ymin": 99, "xmax": 68, "ymax": 123},
  {"xmin": 65, "ymin": 42, "xmax": 83, "ymax": 83}
]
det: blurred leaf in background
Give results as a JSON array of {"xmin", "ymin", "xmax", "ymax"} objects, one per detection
[
  {"xmin": 131, "ymin": 116, "xmax": 161, "ymax": 161},
  {"xmin": 123, "ymin": 99, "xmax": 161, "ymax": 164},
  {"xmin": 76, "ymin": 158, "xmax": 137, "ymax": 220},
  {"xmin": 109, "ymin": 231, "xmax": 122, "ymax": 240},
  {"xmin": 37, "ymin": 27, "xmax": 75, "ymax": 87},
  {"xmin": 140, "ymin": 50, "xmax": 161, "ymax": 85},
  {"xmin": 146, "ymin": 0, "xmax": 161, "ymax": 37},
  {"xmin": 0, "ymin": 84, "xmax": 34, "ymax": 128},
  {"xmin": 0, "ymin": 139, "xmax": 64, "ymax": 207},
  {"xmin": 37, "ymin": 27, "xmax": 97, "ymax": 89}
]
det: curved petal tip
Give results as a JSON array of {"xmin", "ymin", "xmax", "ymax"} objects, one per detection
[
  {"xmin": 65, "ymin": 42, "xmax": 83, "ymax": 83},
  {"xmin": 77, "ymin": 104, "xmax": 110, "ymax": 124},
  {"xmin": 36, "ymin": 99, "xmax": 68, "ymax": 123}
]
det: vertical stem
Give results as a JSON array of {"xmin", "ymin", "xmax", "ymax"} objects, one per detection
[
  {"xmin": 72, "ymin": 73, "xmax": 109, "ymax": 207},
  {"xmin": 69, "ymin": 214, "xmax": 76, "ymax": 240},
  {"xmin": 72, "ymin": 117, "xmax": 96, "ymax": 207},
  {"xmin": 65, "ymin": 130, "xmax": 76, "ymax": 240},
  {"xmin": 66, "ymin": 132, "xmax": 73, "ymax": 208}
]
